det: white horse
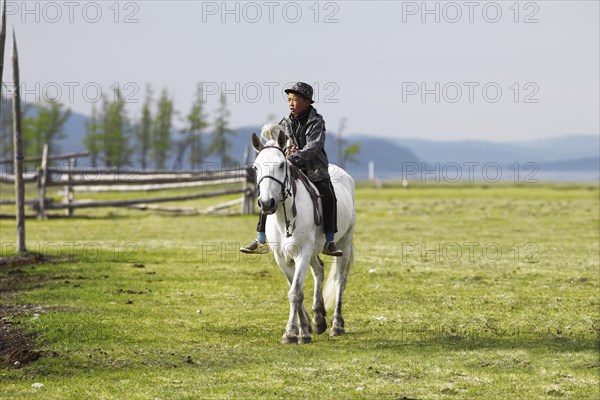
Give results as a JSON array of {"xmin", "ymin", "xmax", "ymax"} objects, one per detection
[{"xmin": 251, "ymin": 124, "xmax": 356, "ymax": 344}]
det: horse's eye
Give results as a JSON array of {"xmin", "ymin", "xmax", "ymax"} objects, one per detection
[
  {"xmin": 252, "ymin": 165, "xmax": 258, "ymax": 171},
  {"xmin": 279, "ymin": 162, "xmax": 285, "ymax": 169}
]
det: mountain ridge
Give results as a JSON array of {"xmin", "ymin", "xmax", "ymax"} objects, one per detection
[{"xmin": 53, "ymin": 111, "xmax": 599, "ymax": 180}]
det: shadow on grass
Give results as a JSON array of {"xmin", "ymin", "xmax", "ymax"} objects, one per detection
[{"xmin": 353, "ymin": 330, "xmax": 600, "ymax": 353}]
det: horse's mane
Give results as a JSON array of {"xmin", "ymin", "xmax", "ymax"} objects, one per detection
[
  {"xmin": 261, "ymin": 122, "xmax": 294, "ymax": 149},
  {"xmin": 260, "ymin": 122, "xmax": 285, "ymax": 142}
]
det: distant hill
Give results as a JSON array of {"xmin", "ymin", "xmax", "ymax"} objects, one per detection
[
  {"xmin": 391, "ymin": 135, "xmax": 600, "ymax": 165},
  {"xmin": 539, "ymin": 157, "xmax": 599, "ymax": 171},
  {"xmin": 517, "ymin": 135, "xmax": 600, "ymax": 161},
  {"xmin": 231, "ymin": 127, "xmax": 420, "ymax": 179},
  {"xmin": 382, "ymin": 135, "xmax": 599, "ymax": 181},
  {"xmin": 334, "ymin": 135, "xmax": 420, "ymax": 179},
  {"xmin": 59, "ymin": 111, "xmax": 88, "ymax": 154},
  {"xmin": 53, "ymin": 110, "xmax": 598, "ymax": 181}
]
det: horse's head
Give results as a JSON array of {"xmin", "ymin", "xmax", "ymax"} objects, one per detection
[{"xmin": 251, "ymin": 130, "xmax": 288, "ymax": 214}]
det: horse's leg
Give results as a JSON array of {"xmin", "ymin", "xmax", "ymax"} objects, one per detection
[
  {"xmin": 298, "ymin": 303, "xmax": 312, "ymax": 335},
  {"xmin": 309, "ymin": 255, "xmax": 327, "ymax": 334},
  {"xmin": 277, "ymin": 256, "xmax": 312, "ymax": 341},
  {"xmin": 331, "ymin": 240, "xmax": 352, "ymax": 337},
  {"xmin": 283, "ymin": 256, "xmax": 311, "ymax": 344},
  {"xmin": 276, "ymin": 259, "xmax": 299, "ymax": 344}
]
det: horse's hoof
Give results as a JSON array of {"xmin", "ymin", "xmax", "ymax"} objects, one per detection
[
  {"xmin": 281, "ymin": 335, "xmax": 298, "ymax": 344},
  {"xmin": 298, "ymin": 336, "xmax": 312, "ymax": 344},
  {"xmin": 312, "ymin": 320, "xmax": 327, "ymax": 335},
  {"xmin": 330, "ymin": 326, "xmax": 345, "ymax": 336}
]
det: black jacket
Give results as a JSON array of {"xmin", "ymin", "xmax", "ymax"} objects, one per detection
[{"xmin": 281, "ymin": 107, "xmax": 330, "ymax": 182}]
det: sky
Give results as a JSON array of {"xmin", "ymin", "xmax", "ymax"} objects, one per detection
[{"xmin": 1, "ymin": 0, "xmax": 599, "ymax": 142}]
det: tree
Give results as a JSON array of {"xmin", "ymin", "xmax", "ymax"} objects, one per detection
[
  {"xmin": 0, "ymin": 96, "xmax": 12, "ymax": 159},
  {"xmin": 181, "ymin": 83, "xmax": 208, "ymax": 170},
  {"xmin": 152, "ymin": 88, "xmax": 173, "ymax": 169},
  {"xmin": 0, "ymin": 99, "xmax": 33, "ymax": 161},
  {"xmin": 83, "ymin": 103, "xmax": 102, "ymax": 165},
  {"xmin": 22, "ymin": 100, "xmax": 71, "ymax": 158},
  {"xmin": 266, "ymin": 112, "xmax": 278, "ymax": 123},
  {"xmin": 334, "ymin": 117, "xmax": 360, "ymax": 169},
  {"xmin": 101, "ymin": 89, "xmax": 131, "ymax": 166},
  {"xmin": 209, "ymin": 93, "xmax": 236, "ymax": 166},
  {"xmin": 341, "ymin": 143, "xmax": 361, "ymax": 168},
  {"xmin": 134, "ymin": 85, "xmax": 153, "ymax": 170}
]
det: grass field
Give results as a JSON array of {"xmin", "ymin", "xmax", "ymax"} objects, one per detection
[{"xmin": 0, "ymin": 182, "xmax": 599, "ymax": 399}]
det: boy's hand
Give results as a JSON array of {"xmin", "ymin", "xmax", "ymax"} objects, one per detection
[{"xmin": 289, "ymin": 145, "xmax": 298, "ymax": 154}]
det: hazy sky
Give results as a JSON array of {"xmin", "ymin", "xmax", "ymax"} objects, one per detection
[{"xmin": 2, "ymin": 0, "xmax": 599, "ymax": 141}]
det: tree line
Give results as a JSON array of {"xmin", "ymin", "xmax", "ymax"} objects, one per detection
[
  {"xmin": 0, "ymin": 83, "xmax": 360, "ymax": 169},
  {"xmin": 0, "ymin": 83, "xmax": 237, "ymax": 169},
  {"xmin": 0, "ymin": 99, "xmax": 70, "ymax": 162}
]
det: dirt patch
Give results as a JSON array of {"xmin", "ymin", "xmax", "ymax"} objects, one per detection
[
  {"xmin": 0, "ymin": 260, "xmax": 61, "ymax": 368},
  {"xmin": 1, "ymin": 259, "xmax": 88, "ymax": 368},
  {"xmin": 0, "ymin": 253, "xmax": 46, "ymax": 268},
  {"xmin": 0, "ymin": 267, "xmax": 92, "ymax": 299},
  {"xmin": 0, "ymin": 305, "xmax": 45, "ymax": 367},
  {"xmin": 117, "ymin": 288, "xmax": 152, "ymax": 295}
]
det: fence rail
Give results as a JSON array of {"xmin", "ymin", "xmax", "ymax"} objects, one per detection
[
  {"xmin": 43, "ymin": 173, "xmax": 248, "ymax": 187},
  {"xmin": 0, "ymin": 147, "xmax": 256, "ymax": 218},
  {"xmin": 0, "ymin": 151, "xmax": 90, "ymax": 164},
  {"xmin": 41, "ymin": 188, "xmax": 250, "ymax": 210}
]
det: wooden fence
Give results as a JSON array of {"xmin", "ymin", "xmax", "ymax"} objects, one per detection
[{"xmin": 0, "ymin": 146, "xmax": 256, "ymax": 218}]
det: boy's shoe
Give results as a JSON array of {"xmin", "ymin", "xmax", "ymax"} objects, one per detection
[
  {"xmin": 240, "ymin": 239, "xmax": 269, "ymax": 254},
  {"xmin": 322, "ymin": 242, "xmax": 343, "ymax": 257}
]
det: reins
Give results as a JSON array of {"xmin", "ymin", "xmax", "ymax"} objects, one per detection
[
  {"xmin": 256, "ymin": 146, "xmax": 293, "ymax": 237},
  {"xmin": 256, "ymin": 145, "xmax": 322, "ymax": 238}
]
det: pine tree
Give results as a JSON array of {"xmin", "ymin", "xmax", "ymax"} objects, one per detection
[
  {"xmin": 209, "ymin": 93, "xmax": 236, "ymax": 167},
  {"xmin": 134, "ymin": 85, "xmax": 153, "ymax": 170},
  {"xmin": 152, "ymin": 88, "xmax": 173, "ymax": 169},
  {"xmin": 83, "ymin": 103, "xmax": 102, "ymax": 165},
  {"xmin": 22, "ymin": 100, "xmax": 71, "ymax": 158},
  {"xmin": 185, "ymin": 83, "xmax": 208, "ymax": 170},
  {"xmin": 101, "ymin": 89, "xmax": 131, "ymax": 167}
]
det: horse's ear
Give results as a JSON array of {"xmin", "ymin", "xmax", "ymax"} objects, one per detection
[
  {"xmin": 251, "ymin": 133, "xmax": 263, "ymax": 153},
  {"xmin": 277, "ymin": 130, "xmax": 286, "ymax": 149}
]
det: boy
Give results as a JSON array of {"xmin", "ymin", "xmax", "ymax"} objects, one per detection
[{"xmin": 240, "ymin": 82, "xmax": 343, "ymax": 257}]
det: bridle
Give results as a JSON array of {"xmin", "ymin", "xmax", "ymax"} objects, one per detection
[{"xmin": 256, "ymin": 145, "xmax": 293, "ymax": 237}]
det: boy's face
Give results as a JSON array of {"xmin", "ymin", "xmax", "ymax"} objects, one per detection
[{"xmin": 287, "ymin": 93, "xmax": 311, "ymax": 116}]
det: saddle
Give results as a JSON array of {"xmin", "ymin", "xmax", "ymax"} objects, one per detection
[{"xmin": 288, "ymin": 164, "xmax": 323, "ymax": 232}]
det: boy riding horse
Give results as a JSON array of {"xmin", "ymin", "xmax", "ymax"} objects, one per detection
[{"xmin": 240, "ymin": 82, "xmax": 343, "ymax": 257}]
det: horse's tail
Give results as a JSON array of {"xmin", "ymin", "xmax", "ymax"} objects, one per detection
[{"xmin": 324, "ymin": 242, "xmax": 354, "ymax": 311}]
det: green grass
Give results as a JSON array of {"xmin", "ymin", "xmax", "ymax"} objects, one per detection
[{"xmin": 1, "ymin": 183, "xmax": 599, "ymax": 399}]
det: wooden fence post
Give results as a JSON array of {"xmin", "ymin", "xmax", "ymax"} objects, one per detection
[
  {"xmin": 0, "ymin": 0, "xmax": 7, "ymax": 120},
  {"xmin": 241, "ymin": 146, "xmax": 255, "ymax": 215},
  {"xmin": 64, "ymin": 157, "xmax": 75, "ymax": 216},
  {"xmin": 36, "ymin": 144, "xmax": 48, "ymax": 219},
  {"xmin": 11, "ymin": 29, "xmax": 26, "ymax": 252}
]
